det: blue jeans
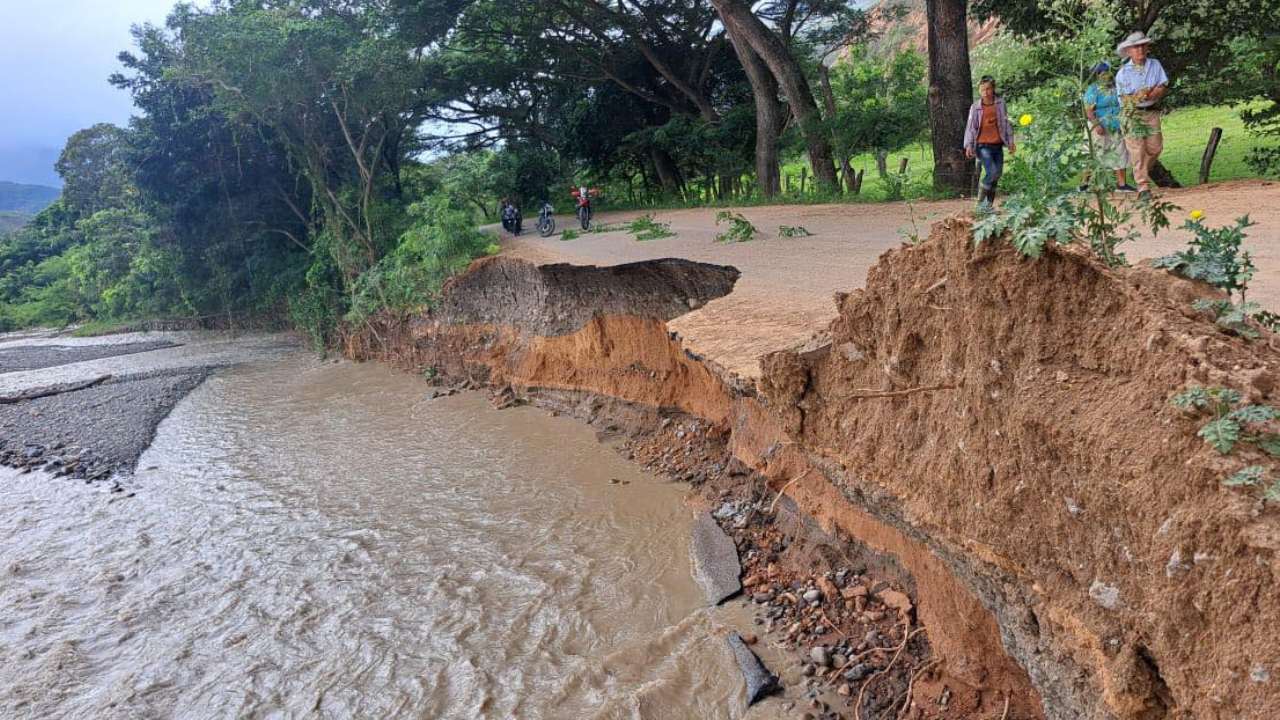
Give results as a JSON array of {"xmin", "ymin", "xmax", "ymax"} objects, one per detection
[{"xmin": 976, "ymin": 143, "xmax": 1004, "ymax": 192}]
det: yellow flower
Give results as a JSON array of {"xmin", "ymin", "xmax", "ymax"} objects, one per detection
[
  {"xmin": 1190, "ymin": 210, "xmax": 1205, "ymax": 221},
  {"xmin": 1019, "ymin": 114, "xmax": 1034, "ymax": 127}
]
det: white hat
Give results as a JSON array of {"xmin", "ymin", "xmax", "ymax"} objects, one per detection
[{"xmin": 1116, "ymin": 31, "xmax": 1153, "ymax": 56}]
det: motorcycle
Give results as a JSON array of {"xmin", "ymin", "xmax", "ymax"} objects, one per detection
[
  {"xmin": 500, "ymin": 204, "xmax": 523, "ymax": 236},
  {"xmin": 537, "ymin": 201, "xmax": 556, "ymax": 237},
  {"xmin": 572, "ymin": 187, "xmax": 596, "ymax": 230}
]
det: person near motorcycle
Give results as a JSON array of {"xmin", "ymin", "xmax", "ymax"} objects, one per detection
[
  {"xmin": 500, "ymin": 198, "xmax": 522, "ymax": 235},
  {"xmin": 570, "ymin": 186, "xmax": 599, "ymax": 229}
]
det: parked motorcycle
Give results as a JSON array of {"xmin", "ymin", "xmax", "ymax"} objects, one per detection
[{"xmin": 537, "ymin": 201, "xmax": 556, "ymax": 237}]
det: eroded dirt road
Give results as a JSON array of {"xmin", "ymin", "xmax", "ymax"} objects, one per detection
[{"xmin": 507, "ymin": 180, "xmax": 1280, "ymax": 378}]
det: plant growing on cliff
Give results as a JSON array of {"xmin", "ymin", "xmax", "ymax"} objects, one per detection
[
  {"xmin": 1154, "ymin": 214, "xmax": 1260, "ymax": 338},
  {"xmin": 778, "ymin": 225, "xmax": 813, "ymax": 238},
  {"xmin": 715, "ymin": 211, "xmax": 757, "ymax": 243},
  {"xmin": 1170, "ymin": 385, "xmax": 1280, "ymax": 454},
  {"xmin": 1225, "ymin": 466, "xmax": 1280, "ymax": 502},
  {"xmin": 1172, "ymin": 385, "xmax": 1280, "ymax": 501}
]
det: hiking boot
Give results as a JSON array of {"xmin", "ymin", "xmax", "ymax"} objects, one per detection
[{"xmin": 1117, "ymin": 183, "xmax": 1138, "ymax": 192}]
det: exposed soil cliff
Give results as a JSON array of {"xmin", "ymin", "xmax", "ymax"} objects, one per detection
[{"xmin": 345, "ymin": 225, "xmax": 1280, "ymax": 719}]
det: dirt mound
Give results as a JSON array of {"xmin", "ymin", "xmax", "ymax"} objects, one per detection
[
  {"xmin": 436, "ymin": 256, "xmax": 740, "ymax": 336},
  {"xmin": 760, "ymin": 218, "xmax": 1280, "ymax": 719}
]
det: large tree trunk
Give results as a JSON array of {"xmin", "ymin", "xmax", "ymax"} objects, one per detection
[
  {"xmin": 925, "ymin": 0, "xmax": 975, "ymax": 194},
  {"xmin": 651, "ymin": 147, "xmax": 683, "ymax": 196},
  {"xmin": 817, "ymin": 64, "xmax": 849, "ymax": 196},
  {"xmin": 875, "ymin": 150, "xmax": 890, "ymax": 179},
  {"xmin": 710, "ymin": 0, "xmax": 839, "ymax": 192},
  {"xmin": 725, "ymin": 25, "xmax": 783, "ymax": 198}
]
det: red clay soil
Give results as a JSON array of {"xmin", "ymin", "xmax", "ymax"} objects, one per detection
[
  {"xmin": 759, "ymin": 218, "xmax": 1280, "ymax": 719},
  {"xmin": 347, "ymin": 208, "xmax": 1280, "ymax": 719}
]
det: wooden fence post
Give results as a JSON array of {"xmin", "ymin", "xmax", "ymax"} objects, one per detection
[
  {"xmin": 898, "ymin": 157, "xmax": 909, "ymax": 175},
  {"xmin": 1199, "ymin": 127, "xmax": 1223, "ymax": 185},
  {"xmin": 800, "ymin": 167, "xmax": 808, "ymax": 195}
]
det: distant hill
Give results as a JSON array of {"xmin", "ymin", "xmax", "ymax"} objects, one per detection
[
  {"xmin": 0, "ymin": 181, "xmax": 60, "ymax": 215},
  {"xmin": 0, "ymin": 211, "xmax": 33, "ymax": 234}
]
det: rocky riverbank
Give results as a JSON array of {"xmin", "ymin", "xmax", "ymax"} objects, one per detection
[
  {"xmin": 0, "ymin": 369, "xmax": 211, "ymax": 488},
  {"xmin": 348, "ymin": 220, "xmax": 1280, "ymax": 719}
]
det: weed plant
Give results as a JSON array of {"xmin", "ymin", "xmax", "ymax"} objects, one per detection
[
  {"xmin": 1155, "ymin": 214, "xmax": 1260, "ymax": 337},
  {"xmin": 778, "ymin": 225, "xmax": 814, "ymax": 238},
  {"xmin": 1172, "ymin": 385, "xmax": 1280, "ymax": 501},
  {"xmin": 715, "ymin": 211, "xmax": 758, "ymax": 243}
]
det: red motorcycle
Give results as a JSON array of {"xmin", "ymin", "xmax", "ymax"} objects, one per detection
[{"xmin": 570, "ymin": 186, "xmax": 599, "ymax": 230}]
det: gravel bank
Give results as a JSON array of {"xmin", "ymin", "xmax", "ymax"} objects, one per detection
[
  {"xmin": 0, "ymin": 341, "xmax": 178, "ymax": 373},
  {"xmin": 0, "ymin": 369, "xmax": 210, "ymax": 488}
]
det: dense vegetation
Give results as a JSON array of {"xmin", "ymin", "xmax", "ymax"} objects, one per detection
[{"xmin": 1, "ymin": 0, "xmax": 1277, "ymax": 340}]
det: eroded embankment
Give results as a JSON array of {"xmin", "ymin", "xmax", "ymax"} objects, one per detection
[{"xmin": 346, "ymin": 232, "xmax": 1280, "ymax": 719}]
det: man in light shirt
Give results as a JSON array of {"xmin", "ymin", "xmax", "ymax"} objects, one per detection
[{"xmin": 1115, "ymin": 31, "xmax": 1169, "ymax": 199}]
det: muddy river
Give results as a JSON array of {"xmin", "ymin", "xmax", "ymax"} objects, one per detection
[{"xmin": 0, "ymin": 339, "xmax": 768, "ymax": 719}]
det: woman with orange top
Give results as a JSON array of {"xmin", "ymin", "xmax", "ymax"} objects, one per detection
[{"xmin": 962, "ymin": 76, "xmax": 1017, "ymax": 209}]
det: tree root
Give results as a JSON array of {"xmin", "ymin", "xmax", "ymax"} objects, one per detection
[
  {"xmin": 848, "ymin": 384, "xmax": 957, "ymax": 400},
  {"xmin": 855, "ymin": 626, "xmax": 926, "ymax": 720}
]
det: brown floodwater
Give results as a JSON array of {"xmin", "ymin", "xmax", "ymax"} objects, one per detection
[{"xmin": 0, "ymin": 343, "xmax": 775, "ymax": 719}]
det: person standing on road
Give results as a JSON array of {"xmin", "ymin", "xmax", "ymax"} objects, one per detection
[
  {"xmin": 963, "ymin": 76, "xmax": 1016, "ymax": 210},
  {"xmin": 1082, "ymin": 62, "xmax": 1136, "ymax": 192},
  {"xmin": 1115, "ymin": 31, "xmax": 1169, "ymax": 199}
]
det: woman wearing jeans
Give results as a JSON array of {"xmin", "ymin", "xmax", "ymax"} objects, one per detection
[{"xmin": 963, "ymin": 76, "xmax": 1016, "ymax": 209}]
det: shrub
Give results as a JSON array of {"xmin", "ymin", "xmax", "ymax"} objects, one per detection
[
  {"xmin": 971, "ymin": 2, "xmax": 1176, "ymax": 267},
  {"xmin": 1171, "ymin": 385, "xmax": 1280, "ymax": 502},
  {"xmin": 1154, "ymin": 214, "xmax": 1259, "ymax": 338},
  {"xmin": 715, "ymin": 211, "xmax": 757, "ymax": 243}
]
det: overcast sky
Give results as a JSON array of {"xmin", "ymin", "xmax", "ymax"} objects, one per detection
[{"xmin": 0, "ymin": 1, "xmax": 181, "ymax": 186}]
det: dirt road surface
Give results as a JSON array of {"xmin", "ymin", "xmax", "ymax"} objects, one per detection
[{"xmin": 507, "ymin": 180, "xmax": 1280, "ymax": 379}]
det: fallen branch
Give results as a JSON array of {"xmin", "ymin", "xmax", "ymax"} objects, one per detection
[
  {"xmin": 897, "ymin": 659, "xmax": 940, "ymax": 720},
  {"xmin": 768, "ymin": 468, "xmax": 813, "ymax": 514},
  {"xmin": 0, "ymin": 375, "xmax": 112, "ymax": 404},
  {"xmin": 848, "ymin": 384, "xmax": 957, "ymax": 400},
  {"xmin": 820, "ymin": 605, "xmax": 849, "ymax": 640},
  {"xmin": 855, "ymin": 626, "xmax": 927, "ymax": 720}
]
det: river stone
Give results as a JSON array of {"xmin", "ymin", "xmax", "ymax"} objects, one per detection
[
  {"xmin": 690, "ymin": 512, "xmax": 741, "ymax": 605},
  {"xmin": 726, "ymin": 632, "xmax": 778, "ymax": 706}
]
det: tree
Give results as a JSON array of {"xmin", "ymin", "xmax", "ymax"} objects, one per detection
[
  {"xmin": 708, "ymin": 0, "xmax": 841, "ymax": 191},
  {"xmin": 925, "ymin": 0, "xmax": 975, "ymax": 193},
  {"xmin": 830, "ymin": 47, "xmax": 929, "ymax": 179},
  {"xmin": 55, "ymin": 124, "xmax": 133, "ymax": 217}
]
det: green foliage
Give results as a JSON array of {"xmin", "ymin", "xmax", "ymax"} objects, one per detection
[
  {"xmin": 56, "ymin": 124, "xmax": 132, "ymax": 216},
  {"xmin": 346, "ymin": 195, "xmax": 494, "ymax": 325},
  {"xmin": 778, "ymin": 225, "xmax": 814, "ymax": 238},
  {"xmin": 1172, "ymin": 385, "xmax": 1280, "ymax": 456},
  {"xmin": 1223, "ymin": 465, "xmax": 1280, "ymax": 503},
  {"xmin": 1192, "ymin": 299, "xmax": 1262, "ymax": 339},
  {"xmin": 1154, "ymin": 216, "xmax": 1257, "ymax": 298},
  {"xmin": 972, "ymin": 3, "xmax": 1176, "ymax": 267},
  {"xmin": 1155, "ymin": 214, "xmax": 1261, "ymax": 338},
  {"xmin": 625, "ymin": 214, "xmax": 675, "ymax": 241},
  {"xmin": 714, "ymin": 211, "xmax": 758, "ymax": 243},
  {"xmin": 560, "ymin": 229, "xmax": 580, "ymax": 241},
  {"xmin": 829, "ymin": 46, "xmax": 929, "ymax": 179},
  {"xmin": 1172, "ymin": 385, "xmax": 1280, "ymax": 502}
]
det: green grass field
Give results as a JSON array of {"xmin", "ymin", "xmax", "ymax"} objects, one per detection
[{"xmin": 766, "ymin": 103, "xmax": 1269, "ymax": 204}]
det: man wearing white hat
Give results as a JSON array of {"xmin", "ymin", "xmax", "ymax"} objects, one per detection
[{"xmin": 1115, "ymin": 31, "xmax": 1169, "ymax": 198}]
